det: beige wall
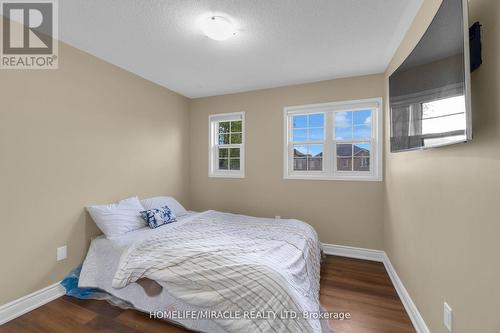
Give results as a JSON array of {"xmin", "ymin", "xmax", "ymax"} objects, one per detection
[
  {"xmin": 0, "ymin": 41, "xmax": 190, "ymax": 305},
  {"xmin": 190, "ymin": 75, "xmax": 385, "ymax": 249},
  {"xmin": 4, "ymin": 4, "xmax": 498, "ymax": 332},
  {"xmin": 384, "ymin": 0, "xmax": 500, "ymax": 332}
]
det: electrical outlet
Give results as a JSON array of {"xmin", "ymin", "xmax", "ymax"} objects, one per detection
[
  {"xmin": 444, "ymin": 302, "xmax": 453, "ymax": 332},
  {"xmin": 57, "ymin": 246, "xmax": 67, "ymax": 261}
]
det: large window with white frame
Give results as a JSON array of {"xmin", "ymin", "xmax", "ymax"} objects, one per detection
[
  {"xmin": 284, "ymin": 98, "xmax": 382, "ymax": 181},
  {"xmin": 209, "ymin": 112, "xmax": 245, "ymax": 178}
]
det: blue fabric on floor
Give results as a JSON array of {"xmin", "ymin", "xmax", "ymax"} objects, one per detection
[
  {"xmin": 60, "ymin": 265, "xmax": 106, "ymax": 299},
  {"xmin": 60, "ymin": 266, "xmax": 133, "ymax": 309}
]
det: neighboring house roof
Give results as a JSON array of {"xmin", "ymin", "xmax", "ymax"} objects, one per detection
[
  {"xmin": 294, "ymin": 145, "xmax": 368, "ymax": 158},
  {"xmin": 336, "ymin": 144, "xmax": 370, "ymax": 157},
  {"xmin": 293, "ymin": 149, "xmax": 323, "ymax": 158},
  {"xmin": 353, "ymin": 145, "xmax": 370, "ymax": 157}
]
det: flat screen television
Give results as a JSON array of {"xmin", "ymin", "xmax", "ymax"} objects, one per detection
[{"xmin": 389, "ymin": 0, "xmax": 472, "ymax": 152}]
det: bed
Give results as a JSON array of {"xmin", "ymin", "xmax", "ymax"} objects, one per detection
[{"xmin": 79, "ymin": 209, "xmax": 326, "ymax": 333}]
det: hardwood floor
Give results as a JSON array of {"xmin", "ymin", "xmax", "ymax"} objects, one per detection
[
  {"xmin": 0, "ymin": 256, "xmax": 415, "ymax": 333},
  {"xmin": 320, "ymin": 256, "xmax": 415, "ymax": 333}
]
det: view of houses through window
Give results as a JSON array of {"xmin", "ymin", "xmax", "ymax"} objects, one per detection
[
  {"xmin": 291, "ymin": 110, "xmax": 372, "ymax": 172},
  {"xmin": 292, "ymin": 113, "xmax": 324, "ymax": 171},
  {"xmin": 284, "ymin": 98, "xmax": 382, "ymax": 181},
  {"xmin": 334, "ymin": 110, "xmax": 372, "ymax": 172},
  {"xmin": 208, "ymin": 100, "xmax": 381, "ymax": 181}
]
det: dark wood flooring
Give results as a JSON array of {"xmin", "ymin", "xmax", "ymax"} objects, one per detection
[{"xmin": 0, "ymin": 256, "xmax": 415, "ymax": 333}]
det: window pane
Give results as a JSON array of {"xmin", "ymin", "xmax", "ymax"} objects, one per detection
[
  {"xmin": 308, "ymin": 113, "xmax": 324, "ymax": 127},
  {"xmin": 309, "ymin": 144, "xmax": 323, "ymax": 158},
  {"xmin": 219, "ymin": 159, "xmax": 229, "ymax": 170},
  {"xmin": 293, "ymin": 144, "xmax": 323, "ymax": 171},
  {"xmin": 293, "ymin": 129, "xmax": 307, "ymax": 142},
  {"xmin": 335, "ymin": 111, "xmax": 353, "ymax": 139},
  {"xmin": 308, "ymin": 128, "xmax": 324, "ymax": 141},
  {"xmin": 230, "ymin": 133, "xmax": 242, "ymax": 144},
  {"xmin": 335, "ymin": 127, "xmax": 353, "ymax": 140},
  {"xmin": 294, "ymin": 158, "xmax": 307, "ymax": 171},
  {"xmin": 293, "ymin": 115, "xmax": 307, "ymax": 128},
  {"xmin": 336, "ymin": 144, "xmax": 352, "ymax": 157},
  {"xmin": 354, "ymin": 157, "xmax": 370, "ymax": 171},
  {"xmin": 230, "ymin": 121, "xmax": 242, "ymax": 133},
  {"xmin": 219, "ymin": 134, "xmax": 230, "ymax": 144},
  {"xmin": 229, "ymin": 148, "xmax": 240, "ymax": 158},
  {"xmin": 218, "ymin": 122, "xmax": 230, "ymax": 134},
  {"xmin": 219, "ymin": 148, "xmax": 229, "ymax": 158},
  {"xmin": 335, "ymin": 111, "xmax": 352, "ymax": 127},
  {"xmin": 308, "ymin": 158, "xmax": 322, "ymax": 171},
  {"xmin": 353, "ymin": 124, "xmax": 371, "ymax": 139},
  {"xmin": 353, "ymin": 110, "xmax": 372, "ymax": 125},
  {"xmin": 230, "ymin": 158, "xmax": 240, "ymax": 170},
  {"xmin": 337, "ymin": 157, "xmax": 353, "ymax": 171},
  {"xmin": 293, "ymin": 145, "xmax": 308, "ymax": 158},
  {"xmin": 353, "ymin": 143, "xmax": 370, "ymax": 157}
]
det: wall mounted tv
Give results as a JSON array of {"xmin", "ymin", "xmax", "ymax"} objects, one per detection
[{"xmin": 389, "ymin": 0, "xmax": 472, "ymax": 152}]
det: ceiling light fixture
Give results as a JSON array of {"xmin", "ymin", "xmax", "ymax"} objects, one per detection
[{"xmin": 200, "ymin": 16, "xmax": 237, "ymax": 41}]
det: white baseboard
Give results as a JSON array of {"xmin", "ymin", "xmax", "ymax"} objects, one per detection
[
  {"xmin": 0, "ymin": 282, "xmax": 65, "ymax": 325},
  {"xmin": 0, "ymin": 247, "xmax": 430, "ymax": 333},
  {"xmin": 322, "ymin": 243, "xmax": 430, "ymax": 333},
  {"xmin": 382, "ymin": 253, "xmax": 431, "ymax": 333},
  {"xmin": 321, "ymin": 243, "xmax": 385, "ymax": 262}
]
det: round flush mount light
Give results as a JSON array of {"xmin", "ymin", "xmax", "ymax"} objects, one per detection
[{"xmin": 200, "ymin": 16, "xmax": 237, "ymax": 41}]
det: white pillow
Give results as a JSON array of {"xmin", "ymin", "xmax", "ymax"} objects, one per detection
[
  {"xmin": 140, "ymin": 196, "xmax": 188, "ymax": 217},
  {"xmin": 87, "ymin": 196, "xmax": 145, "ymax": 239}
]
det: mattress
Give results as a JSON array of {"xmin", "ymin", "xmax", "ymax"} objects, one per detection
[{"xmin": 79, "ymin": 210, "xmax": 325, "ymax": 332}]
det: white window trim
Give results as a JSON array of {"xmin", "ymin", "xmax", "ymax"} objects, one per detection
[
  {"xmin": 283, "ymin": 98, "xmax": 383, "ymax": 182},
  {"xmin": 208, "ymin": 112, "xmax": 245, "ymax": 178}
]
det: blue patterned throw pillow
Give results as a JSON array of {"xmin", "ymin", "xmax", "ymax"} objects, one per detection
[{"xmin": 140, "ymin": 205, "xmax": 177, "ymax": 229}]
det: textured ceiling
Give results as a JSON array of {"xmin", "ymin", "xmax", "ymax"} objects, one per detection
[{"xmin": 59, "ymin": 0, "xmax": 423, "ymax": 98}]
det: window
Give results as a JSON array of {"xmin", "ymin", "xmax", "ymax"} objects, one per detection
[
  {"xmin": 291, "ymin": 113, "xmax": 325, "ymax": 172},
  {"xmin": 209, "ymin": 112, "xmax": 245, "ymax": 178},
  {"xmin": 284, "ymin": 98, "xmax": 382, "ymax": 181}
]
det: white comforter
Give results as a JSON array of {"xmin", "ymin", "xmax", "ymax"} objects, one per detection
[{"xmin": 80, "ymin": 211, "xmax": 325, "ymax": 333}]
